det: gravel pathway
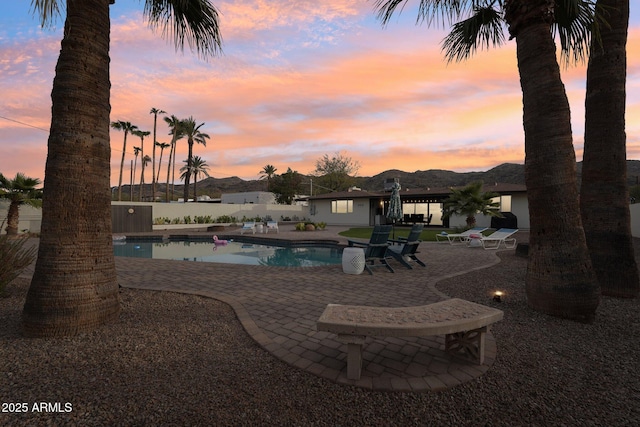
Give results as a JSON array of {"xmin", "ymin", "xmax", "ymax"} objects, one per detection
[{"xmin": 1, "ymin": 247, "xmax": 639, "ymax": 425}]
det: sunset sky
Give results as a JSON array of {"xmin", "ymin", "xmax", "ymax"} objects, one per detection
[{"xmin": 1, "ymin": 1, "xmax": 639, "ymax": 187}]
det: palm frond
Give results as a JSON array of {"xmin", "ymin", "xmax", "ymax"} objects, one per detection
[
  {"xmin": 373, "ymin": 0, "xmax": 492, "ymax": 28},
  {"xmin": 553, "ymin": 0, "xmax": 597, "ymax": 66},
  {"xmin": 144, "ymin": 0, "xmax": 223, "ymax": 60},
  {"xmin": 30, "ymin": 0, "xmax": 62, "ymax": 27},
  {"xmin": 442, "ymin": 6, "xmax": 505, "ymax": 62}
]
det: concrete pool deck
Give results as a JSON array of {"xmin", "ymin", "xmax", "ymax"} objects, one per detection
[{"xmin": 114, "ymin": 224, "xmax": 513, "ymax": 392}]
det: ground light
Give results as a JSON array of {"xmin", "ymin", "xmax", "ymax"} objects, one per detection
[{"xmin": 493, "ymin": 291, "xmax": 503, "ymax": 303}]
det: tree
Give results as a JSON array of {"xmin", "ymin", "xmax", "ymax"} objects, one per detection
[
  {"xmin": 24, "ymin": 0, "xmax": 222, "ymax": 337},
  {"xmin": 0, "ymin": 173, "xmax": 42, "ymax": 236},
  {"xmin": 180, "ymin": 155, "xmax": 209, "ymax": 201},
  {"xmin": 164, "ymin": 115, "xmax": 185, "ymax": 202},
  {"xmin": 313, "ymin": 152, "xmax": 360, "ymax": 193},
  {"xmin": 111, "ymin": 120, "xmax": 138, "ymax": 201},
  {"xmin": 374, "ymin": 0, "xmax": 600, "ymax": 322},
  {"xmin": 581, "ymin": 0, "xmax": 638, "ymax": 298},
  {"xmin": 132, "ymin": 129, "xmax": 151, "ymax": 201},
  {"xmin": 181, "ymin": 117, "xmax": 210, "ymax": 202},
  {"xmin": 140, "ymin": 154, "xmax": 151, "ymax": 201},
  {"xmin": 271, "ymin": 168, "xmax": 304, "ymax": 204},
  {"xmin": 259, "ymin": 164, "xmax": 277, "ymax": 191},
  {"xmin": 150, "ymin": 107, "xmax": 166, "ymax": 201},
  {"xmin": 131, "ymin": 146, "xmax": 141, "ymax": 201},
  {"xmin": 155, "ymin": 141, "xmax": 171, "ymax": 183},
  {"xmin": 442, "ymin": 181, "xmax": 501, "ymax": 228}
]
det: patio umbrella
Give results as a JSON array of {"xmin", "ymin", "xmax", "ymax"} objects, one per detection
[{"xmin": 386, "ymin": 182, "xmax": 403, "ymax": 239}]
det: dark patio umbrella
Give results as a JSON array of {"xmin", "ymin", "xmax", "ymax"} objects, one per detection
[{"xmin": 386, "ymin": 182, "xmax": 403, "ymax": 239}]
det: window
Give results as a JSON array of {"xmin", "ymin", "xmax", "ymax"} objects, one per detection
[
  {"xmin": 331, "ymin": 200, "xmax": 353, "ymax": 213},
  {"xmin": 491, "ymin": 195, "xmax": 512, "ymax": 212}
]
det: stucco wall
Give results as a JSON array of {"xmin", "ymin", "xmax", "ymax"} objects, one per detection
[
  {"xmin": 308, "ymin": 198, "xmax": 372, "ymax": 226},
  {"xmin": 0, "ymin": 201, "xmax": 308, "ymax": 234}
]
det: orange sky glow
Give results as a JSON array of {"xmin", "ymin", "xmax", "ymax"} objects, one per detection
[{"xmin": 1, "ymin": 1, "xmax": 639, "ymax": 188}]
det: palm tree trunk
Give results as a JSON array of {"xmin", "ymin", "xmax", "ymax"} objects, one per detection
[
  {"xmin": 139, "ymin": 138, "xmax": 145, "ymax": 202},
  {"xmin": 506, "ymin": 0, "xmax": 600, "ymax": 322},
  {"xmin": 23, "ymin": 0, "xmax": 120, "ymax": 337},
  {"xmin": 165, "ymin": 140, "xmax": 174, "ymax": 202},
  {"xmin": 117, "ymin": 131, "xmax": 127, "ymax": 201},
  {"xmin": 5, "ymin": 201, "xmax": 20, "ymax": 236},
  {"xmin": 183, "ymin": 142, "xmax": 193, "ymax": 202},
  {"xmin": 581, "ymin": 0, "xmax": 638, "ymax": 298},
  {"xmin": 152, "ymin": 118, "xmax": 157, "ymax": 200}
]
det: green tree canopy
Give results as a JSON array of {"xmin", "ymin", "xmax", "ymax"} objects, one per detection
[
  {"xmin": 442, "ymin": 181, "xmax": 501, "ymax": 228},
  {"xmin": 313, "ymin": 152, "xmax": 360, "ymax": 193}
]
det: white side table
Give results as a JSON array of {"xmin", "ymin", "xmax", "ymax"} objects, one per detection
[
  {"xmin": 342, "ymin": 247, "xmax": 365, "ymax": 274},
  {"xmin": 256, "ymin": 224, "xmax": 264, "ymax": 233},
  {"xmin": 468, "ymin": 233, "xmax": 482, "ymax": 248}
]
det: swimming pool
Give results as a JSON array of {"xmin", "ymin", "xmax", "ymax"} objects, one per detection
[{"xmin": 113, "ymin": 238, "xmax": 343, "ymax": 267}]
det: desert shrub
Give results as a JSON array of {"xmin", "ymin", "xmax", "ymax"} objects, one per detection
[
  {"xmin": 215, "ymin": 215, "xmax": 236, "ymax": 223},
  {"xmin": 315, "ymin": 221, "xmax": 326, "ymax": 230},
  {"xmin": 295, "ymin": 222, "xmax": 306, "ymax": 231},
  {"xmin": 183, "ymin": 216, "xmax": 191, "ymax": 224},
  {"xmin": 0, "ymin": 234, "xmax": 37, "ymax": 296}
]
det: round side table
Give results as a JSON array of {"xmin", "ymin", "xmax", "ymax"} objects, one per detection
[{"xmin": 342, "ymin": 247, "xmax": 365, "ymax": 274}]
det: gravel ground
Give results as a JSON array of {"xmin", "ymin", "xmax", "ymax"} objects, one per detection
[{"xmin": 1, "ymin": 250, "xmax": 639, "ymax": 426}]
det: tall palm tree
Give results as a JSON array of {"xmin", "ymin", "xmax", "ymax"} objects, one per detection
[
  {"xmin": 111, "ymin": 120, "xmax": 138, "ymax": 201},
  {"xmin": 155, "ymin": 141, "xmax": 170, "ymax": 183},
  {"xmin": 181, "ymin": 117, "xmax": 210, "ymax": 202},
  {"xmin": 374, "ymin": 0, "xmax": 600, "ymax": 322},
  {"xmin": 131, "ymin": 146, "xmax": 141, "ymax": 201},
  {"xmin": 149, "ymin": 107, "xmax": 166, "ymax": 200},
  {"xmin": 259, "ymin": 164, "xmax": 277, "ymax": 191},
  {"xmin": 0, "ymin": 173, "xmax": 42, "ymax": 236},
  {"xmin": 24, "ymin": 0, "xmax": 222, "ymax": 337},
  {"xmin": 180, "ymin": 155, "xmax": 210, "ymax": 201},
  {"xmin": 442, "ymin": 181, "xmax": 501, "ymax": 228},
  {"xmin": 164, "ymin": 115, "xmax": 185, "ymax": 202},
  {"xmin": 132, "ymin": 129, "xmax": 151, "ymax": 201},
  {"xmin": 581, "ymin": 0, "xmax": 638, "ymax": 298}
]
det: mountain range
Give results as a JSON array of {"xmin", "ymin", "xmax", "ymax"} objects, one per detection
[{"xmin": 123, "ymin": 160, "xmax": 640, "ymax": 199}]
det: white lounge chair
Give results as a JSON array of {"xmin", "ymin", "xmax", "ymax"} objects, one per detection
[
  {"xmin": 240, "ymin": 222, "xmax": 256, "ymax": 235},
  {"xmin": 265, "ymin": 221, "xmax": 279, "ymax": 234},
  {"xmin": 435, "ymin": 227, "xmax": 488, "ymax": 244},
  {"xmin": 478, "ymin": 228, "xmax": 518, "ymax": 250}
]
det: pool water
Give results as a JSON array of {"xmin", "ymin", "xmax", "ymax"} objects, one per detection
[{"xmin": 113, "ymin": 239, "xmax": 343, "ymax": 267}]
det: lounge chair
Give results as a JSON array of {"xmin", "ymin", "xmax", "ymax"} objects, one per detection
[
  {"xmin": 240, "ymin": 222, "xmax": 256, "ymax": 235},
  {"xmin": 347, "ymin": 225, "xmax": 394, "ymax": 274},
  {"xmin": 387, "ymin": 224, "xmax": 426, "ymax": 269},
  {"xmin": 435, "ymin": 227, "xmax": 488, "ymax": 244},
  {"xmin": 265, "ymin": 221, "xmax": 279, "ymax": 234},
  {"xmin": 478, "ymin": 228, "xmax": 518, "ymax": 250}
]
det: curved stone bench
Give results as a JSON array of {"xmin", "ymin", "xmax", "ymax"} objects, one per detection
[{"xmin": 316, "ymin": 298, "xmax": 504, "ymax": 380}]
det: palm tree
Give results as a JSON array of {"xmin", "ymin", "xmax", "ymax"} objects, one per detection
[
  {"xmin": 24, "ymin": 0, "xmax": 222, "ymax": 337},
  {"xmin": 150, "ymin": 107, "xmax": 166, "ymax": 200},
  {"xmin": 442, "ymin": 181, "xmax": 501, "ymax": 228},
  {"xmin": 111, "ymin": 120, "xmax": 138, "ymax": 201},
  {"xmin": 259, "ymin": 164, "xmax": 277, "ymax": 191},
  {"xmin": 155, "ymin": 141, "xmax": 170, "ymax": 183},
  {"xmin": 180, "ymin": 155, "xmax": 210, "ymax": 201},
  {"xmin": 581, "ymin": 0, "xmax": 638, "ymax": 298},
  {"xmin": 131, "ymin": 146, "xmax": 141, "ymax": 201},
  {"xmin": 181, "ymin": 117, "xmax": 210, "ymax": 202},
  {"xmin": 0, "ymin": 173, "xmax": 42, "ymax": 236},
  {"xmin": 132, "ymin": 129, "xmax": 151, "ymax": 201},
  {"xmin": 374, "ymin": 0, "xmax": 600, "ymax": 322},
  {"xmin": 164, "ymin": 115, "xmax": 185, "ymax": 202}
]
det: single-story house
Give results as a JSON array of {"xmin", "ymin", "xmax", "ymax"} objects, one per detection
[{"xmin": 307, "ymin": 183, "xmax": 530, "ymax": 229}]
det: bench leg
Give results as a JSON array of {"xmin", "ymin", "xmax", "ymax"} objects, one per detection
[
  {"xmin": 337, "ymin": 335, "xmax": 366, "ymax": 380},
  {"xmin": 445, "ymin": 326, "xmax": 488, "ymax": 364}
]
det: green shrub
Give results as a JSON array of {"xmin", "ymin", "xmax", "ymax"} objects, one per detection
[
  {"xmin": 0, "ymin": 234, "xmax": 37, "ymax": 296},
  {"xmin": 295, "ymin": 222, "xmax": 306, "ymax": 231},
  {"xmin": 316, "ymin": 221, "xmax": 326, "ymax": 230},
  {"xmin": 183, "ymin": 216, "xmax": 191, "ymax": 224}
]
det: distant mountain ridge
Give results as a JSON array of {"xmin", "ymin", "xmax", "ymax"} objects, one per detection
[{"xmin": 124, "ymin": 161, "xmax": 640, "ymax": 199}]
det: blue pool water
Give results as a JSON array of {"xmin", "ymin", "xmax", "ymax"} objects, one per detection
[{"xmin": 113, "ymin": 239, "xmax": 343, "ymax": 267}]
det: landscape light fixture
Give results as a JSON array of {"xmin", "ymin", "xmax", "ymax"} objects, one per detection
[{"xmin": 493, "ymin": 291, "xmax": 503, "ymax": 303}]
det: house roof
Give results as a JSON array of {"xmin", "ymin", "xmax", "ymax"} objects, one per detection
[{"xmin": 308, "ymin": 183, "xmax": 527, "ymax": 200}]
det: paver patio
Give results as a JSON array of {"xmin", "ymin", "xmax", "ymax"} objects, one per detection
[{"xmin": 114, "ymin": 226, "xmax": 505, "ymax": 392}]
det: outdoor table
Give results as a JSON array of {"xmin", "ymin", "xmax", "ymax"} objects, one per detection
[{"xmin": 342, "ymin": 247, "xmax": 365, "ymax": 274}]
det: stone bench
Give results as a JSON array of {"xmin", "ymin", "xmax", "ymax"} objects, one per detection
[{"xmin": 316, "ymin": 298, "xmax": 504, "ymax": 380}]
